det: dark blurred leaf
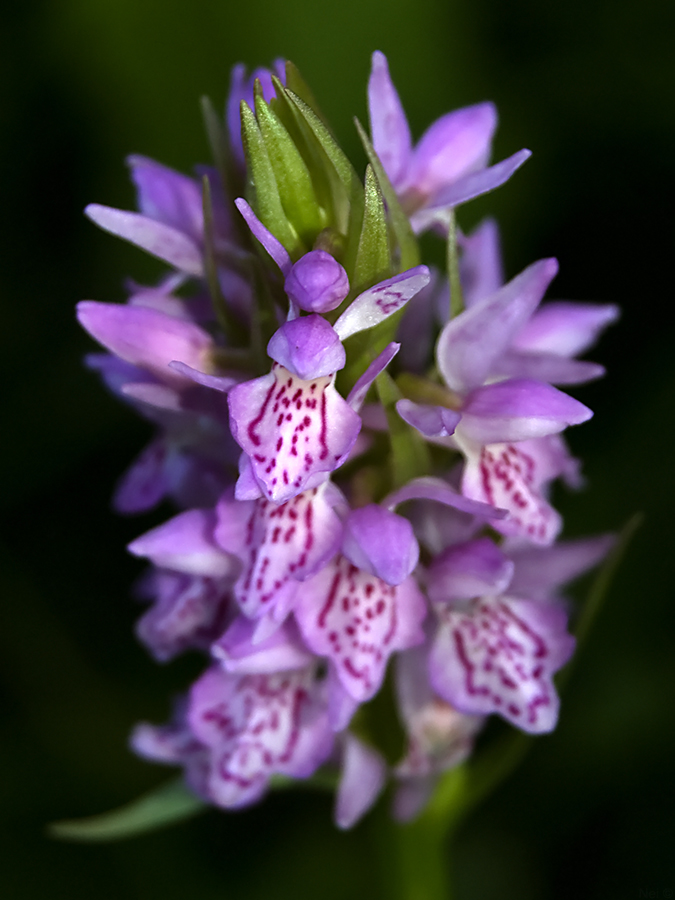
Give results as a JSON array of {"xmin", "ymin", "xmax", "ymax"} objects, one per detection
[{"xmin": 49, "ymin": 778, "xmax": 206, "ymax": 843}]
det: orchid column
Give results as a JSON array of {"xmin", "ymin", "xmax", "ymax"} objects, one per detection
[{"xmin": 68, "ymin": 50, "xmax": 618, "ymax": 898}]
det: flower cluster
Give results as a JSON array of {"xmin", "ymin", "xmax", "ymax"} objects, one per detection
[{"xmin": 79, "ymin": 52, "xmax": 617, "ymax": 827}]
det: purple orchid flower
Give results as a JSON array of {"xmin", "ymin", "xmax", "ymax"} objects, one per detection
[
  {"xmin": 392, "ymin": 639, "xmax": 484, "ymax": 821},
  {"xmin": 425, "ymin": 535, "xmax": 611, "ymax": 733},
  {"xmin": 293, "ymin": 503, "xmax": 427, "ymax": 703},
  {"xmin": 135, "ymin": 569, "xmax": 235, "ymax": 662},
  {"xmin": 368, "ymin": 51, "xmax": 531, "ymax": 233},
  {"xmin": 228, "ymin": 265, "xmax": 430, "ymax": 503},
  {"xmin": 397, "ymin": 259, "xmax": 595, "ymax": 544},
  {"xmin": 85, "ymin": 157, "xmax": 236, "ymax": 277}
]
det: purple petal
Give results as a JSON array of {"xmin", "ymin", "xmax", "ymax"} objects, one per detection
[
  {"xmin": 235, "ymin": 198, "xmax": 291, "ymax": 275},
  {"xmin": 84, "ymin": 204, "xmax": 204, "ymax": 275},
  {"xmin": 333, "ymin": 266, "xmax": 431, "ymax": 341},
  {"xmin": 346, "ymin": 342, "xmax": 400, "ymax": 411},
  {"xmin": 342, "ymin": 505, "xmax": 419, "ymax": 585},
  {"xmin": 215, "ymin": 485, "xmax": 344, "ymax": 622},
  {"xmin": 121, "ymin": 381, "xmax": 183, "ymax": 411},
  {"xmin": 459, "ymin": 218, "xmax": 504, "ymax": 308},
  {"xmin": 367, "ymin": 51, "xmax": 412, "ymax": 190},
  {"xmin": 507, "ymin": 534, "xmax": 615, "ymax": 600},
  {"xmin": 405, "ymin": 103, "xmax": 497, "ymax": 199},
  {"xmin": 227, "ymin": 62, "xmax": 285, "ymax": 168},
  {"xmin": 396, "ymin": 399, "xmax": 460, "ymax": 438},
  {"xmin": 168, "ymin": 361, "xmax": 239, "ymax": 392},
  {"xmin": 427, "ymin": 538, "xmax": 515, "ymax": 605},
  {"xmin": 128, "ymin": 509, "xmax": 238, "ymax": 579},
  {"xmin": 430, "ymin": 596, "xmax": 575, "ymax": 733},
  {"xmin": 384, "ymin": 476, "xmax": 508, "ymax": 520},
  {"xmin": 397, "ymin": 269, "xmax": 444, "ymax": 370},
  {"xmin": 212, "ymin": 616, "xmax": 314, "ymax": 674},
  {"xmin": 436, "ymin": 258, "xmax": 559, "ymax": 394},
  {"xmin": 284, "ymin": 250, "xmax": 349, "ymax": 313},
  {"xmin": 228, "ymin": 365, "xmax": 361, "ymax": 503},
  {"xmin": 188, "ymin": 665, "xmax": 334, "ymax": 807},
  {"xmin": 513, "ymin": 302, "xmax": 620, "ymax": 357},
  {"xmin": 113, "ymin": 439, "xmax": 170, "ymax": 513},
  {"xmin": 77, "ymin": 302, "xmax": 214, "ymax": 387},
  {"xmin": 136, "ymin": 571, "xmax": 232, "ymax": 662},
  {"xmin": 334, "ymin": 734, "xmax": 387, "ymax": 829},
  {"xmin": 460, "ymin": 440, "xmax": 563, "ymax": 546},
  {"xmin": 496, "ymin": 351, "xmax": 605, "ymax": 385},
  {"xmin": 411, "ymin": 149, "xmax": 532, "ymax": 231},
  {"xmin": 294, "ymin": 556, "xmax": 427, "ymax": 702},
  {"xmin": 267, "ymin": 316, "xmax": 346, "ymax": 380},
  {"xmin": 128, "ymin": 155, "xmax": 204, "ymax": 244},
  {"xmin": 459, "ymin": 379, "xmax": 593, "ymax": 444}
]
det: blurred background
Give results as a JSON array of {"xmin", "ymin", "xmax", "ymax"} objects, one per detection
[{"xmin": 1, "ymin": 0, "xmax": 674, "ymax": 897}]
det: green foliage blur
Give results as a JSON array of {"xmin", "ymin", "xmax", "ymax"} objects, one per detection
[{"xmin": 1, "ymin": 0, "xmax": 674, "ymax": 897}]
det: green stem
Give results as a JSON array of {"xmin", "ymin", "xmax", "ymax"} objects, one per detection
[{"xmin": 447, "ymin": 209, "xmax": 463, "ymax": 319}]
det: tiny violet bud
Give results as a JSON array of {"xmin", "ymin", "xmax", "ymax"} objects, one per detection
[{"xmin": 284, "ymin": 250, "xmax": 349, "ymax": 313}]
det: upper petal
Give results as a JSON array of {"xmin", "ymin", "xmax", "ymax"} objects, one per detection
[
  {"xmin": 436, "ymin": 258, "xmax": 559, "ymax": 393},
  {"xmin": 77, "ymin": 302, "xmax": 215, "ymax": 387},
  {"xmin": 459, "ymin": 378, "xmax": 593, "ymax": 444},
  {"xmin": 368, "ymin": 51, "xmax": 413, "ymax": 190},
  {"xmin": 405, "ymin": 103, "xmax": 497, "ymax": 199},
  {"xmin": 85, "ymin": 204, "xmax": 204, "ymax": 276}
]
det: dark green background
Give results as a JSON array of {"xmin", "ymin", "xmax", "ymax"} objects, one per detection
[{"xmin": 1, "ymin": 1, "xmax": 674, "ymax": 897}]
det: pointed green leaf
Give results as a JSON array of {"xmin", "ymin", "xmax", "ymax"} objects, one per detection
[
  {"xmin": 283, "ymin": 90, "xmax": 365, "ymax": 272},
  {"xmin": 376, "ymin": 370, "xmax": 431, "ymax": 489},
  {"xmin": 353, "ymin": 165, "xmax": 392, "ymax": 294},
  {"xmin": 200, "ymin": 95, "xmax": 232, "ymax": 195},
  {"xmin": 202, "ymin": 176, "xmax": 247, "ymax": 345},
  {"xmin": 254, "ymin": 95, "xmax": 326, "ymax": 245},
  {"xmin": 284, "ymin": 61, "xmax": 329, "ymax": 127},
  {"xmin": 48, "ymin": 778, "xmax": 206, "ymax": 843},
  {"xmin": 271, "ymin": 80, "xmax": 341, "ymax": 230},
  {"xmin": 354, "ymin": 117, "xmax": 420, "ymax": 272},
  {"xmin": 240, "ymin": 101, "xmax": 304, "ymax": 256}
]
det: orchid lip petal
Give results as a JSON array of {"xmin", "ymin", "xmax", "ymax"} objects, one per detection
[
  {"xmin": 235, "ymin": 198, "xmax": 291, "ymax": 275},
  {"xmin": 429, "ymin": 595, "xmax": 575, "ymax": 734},
  {"xmin": 85, "ymin": 204, "xmax": 204, "ymax": 276},
  {"xmin": 228, "ymin": 365, "xmax": 360, "ymax": 503},
  {"xmin": 460, "ymin": 440, "xmax": 563, "ymax": 546},
  {"xmin": 334, "ymin": 267, "xmax": 431, "ymax": 342},
  {"xmin": 294, "ymin": 556, "xmax": 427, "ymax": 702}
]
